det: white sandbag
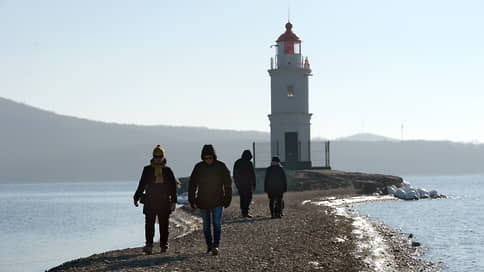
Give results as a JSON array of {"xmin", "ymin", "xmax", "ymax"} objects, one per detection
[
  {"xmin": 405, "ymin": 189, "xmax": 419, "ymax": 200},
  {"xmin": 417, "ymin": 188, "xmax": 430, "ymax": 199},
  {"xmin": 395, "ymin": 188, "xmax": 407, "ymax": 199},
  {"xmin": 387, "ymin": 185, "xmax": 397, "ymax": 195}
]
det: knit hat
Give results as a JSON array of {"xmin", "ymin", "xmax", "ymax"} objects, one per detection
[
  {"xmin": 151, "ymin": 145, "xmax": 166, "ymax": 184},
  {"xmin": 271, "ymin": 156, "xmax": 281, "ymax": 163},
  {"xmin": 153, "ymin": 145, "xmax": 165, "ymax": 158}
]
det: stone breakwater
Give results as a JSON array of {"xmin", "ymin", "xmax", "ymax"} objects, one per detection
[
  {"xmin": 178, "ymin": 169, "xmax": 404, "ymax": 195},
  {"xmin": 48, "ymin": 189, "xmax": 438, "ymax": 272}
]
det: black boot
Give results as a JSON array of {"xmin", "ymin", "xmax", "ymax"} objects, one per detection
[{"xmin": 142, "ymin": 244, "xmax": 153, "ymax": 255}]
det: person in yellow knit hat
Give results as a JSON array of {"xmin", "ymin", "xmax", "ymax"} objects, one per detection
[{"xmin": 133, "ymin": 145, "xmax": 178, "ymax": 254}]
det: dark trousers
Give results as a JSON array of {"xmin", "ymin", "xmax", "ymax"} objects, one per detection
[
  {"xmin": 145, "ymin": 211, "xmax": 169, "ymax": 248},
  {"xmin": 269, "ymin": 194, "xmax": 283, "ymax": 217},
  {"xmin": 239, "ymin": 191, "xmax": 253, "ymax": 215}
]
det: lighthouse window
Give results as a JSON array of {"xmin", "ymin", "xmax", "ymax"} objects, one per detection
[
  {"xmin": 287, "ymin": 85, "xmax": 294, "ymax": 97},
  {"xmin": 284, "ymin": 42, "xmax": 294, "ymax": 54},
  {"xmin": 294, "ymin": 43, "xmax": 300, "ymax": 54}
]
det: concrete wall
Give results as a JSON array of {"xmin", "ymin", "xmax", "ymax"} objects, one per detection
[{"xmin": 269, "ymin": 113, "xmax": 311, "ymax": 162}]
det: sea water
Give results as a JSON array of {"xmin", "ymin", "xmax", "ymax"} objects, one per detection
[
  {"xmin": 354, "ymin": 176, "xmax": 484, "ymax": 272},
  {"xmin": 0, "ymin": 181, "xmax": 146, "ymax": 272},
  {"xmin": 1, "ymin": 177, "xmax": 483, "ymax": 272}
]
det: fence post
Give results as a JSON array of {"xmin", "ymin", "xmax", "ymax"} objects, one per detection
[
  {"xmin": 298, "ymin": 141, "xmax": 301, "ymax": 161},
  {"xmin": 321, "ymin": 141, "xmax": 328, "ymax": 167},
  {"xmin": 276, "ymin": 141, "xmax": 279, "ymax": 156},
  {"xmin": 308, "ymin": 139, "xmax": 311, "ymax": 162},
  {"xmin": 252, "ymin": 142, "xmax": 256, "ymax": 168}
]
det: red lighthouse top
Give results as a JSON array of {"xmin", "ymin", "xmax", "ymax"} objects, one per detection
[{"xmin": 276, "ymin": 22, "xmax": 301, "ymax": 42}]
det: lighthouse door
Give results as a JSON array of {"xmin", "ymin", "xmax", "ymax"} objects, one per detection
[{"xmin": 285, "ymin": 132, "xmax": 298, "ymax": 163}]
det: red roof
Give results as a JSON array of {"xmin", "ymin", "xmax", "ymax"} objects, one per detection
[{"xmin": 276, "ymin": 22, "xmax": 300, "ymax": 42}]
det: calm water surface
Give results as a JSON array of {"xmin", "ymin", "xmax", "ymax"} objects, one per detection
[
  {"xmin": 0, "ymin": 181, "xmax": 145, "ymax": 272},
  {"xmin": 1, "ymin": 177, "xmax": 483, "ymax": 271},
  {"xmin": 355, "ymin": 176, "xmax": 484, "ymax": 272}
]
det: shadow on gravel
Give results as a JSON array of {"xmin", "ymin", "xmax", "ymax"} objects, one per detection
[
  {"xmin": 223, "ymin": 217, "xmax": 273, "ymax": 225},
  {"xmin": 47, "ymin": 253, "xmax": 142, "ymax": 271},
  {"xmin": 105, "ymin": 253, "xmax": 205, "ymax": 271},
  {"xmin": 86, "ymin": 253, "xmax": 140, "ymax": 263}
]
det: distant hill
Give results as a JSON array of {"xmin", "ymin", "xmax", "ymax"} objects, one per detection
[
  {"xmin": 336, "ymin": 133, "xmax": 398, "ymax": 142},
  {"xmin": 0, "ymin": 97, "xmax": 268, "ymax": 182},
  {"xmin": 1, "ymin": 97, "xmax": 483, "ymax": 183},
  {"xmin": 327, "ymin": 140, "xmax": 484, "ymax": 176}
]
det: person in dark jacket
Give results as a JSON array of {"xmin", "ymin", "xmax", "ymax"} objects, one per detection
[
  {"xmin": 134, "ymin": 145, "xmax": 178, "ymax": 255},
  {"xmin": 188, "ymin": 144, "xmax": 232, "ymax": 255},
  {"xmin": 264, "ymin": 156, "xmax": 287, "ymax": 218},
  {"xmin": 233, "ymin": 150, "xmax": 256, "ymax": 218}
]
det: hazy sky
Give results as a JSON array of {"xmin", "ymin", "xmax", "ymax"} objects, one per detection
[{"xmin": 1, "ymin": 0, "xmax": 483, "ymax": 142}]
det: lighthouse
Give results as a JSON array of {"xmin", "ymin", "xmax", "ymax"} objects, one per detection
[{"xmin": 268, "ymin": 22, "xmax": 312, "ymax": 169}]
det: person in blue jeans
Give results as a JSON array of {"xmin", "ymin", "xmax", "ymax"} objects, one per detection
[
  {"xmin": 188, "ymin": 144, "xmax": 232, "ymax": 255},
  {"xmin": 199, "ymin": 206, "xmax": 223, "ymax": 253}
]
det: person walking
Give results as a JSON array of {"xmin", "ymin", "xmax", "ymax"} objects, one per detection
[
  {"xmin": 233, "ymin": 150, "xmax": 256, "ymax": 218},
  {"xmin": 264, "ymin": 156, "xmax": 287, "ymax": 218},
  {"xmin": 134, "ymin": 145, "xmax": 178, "ymax": 255},
  {"xmin": 188, "ymin": 144, "xmax": 232, "ymax": 255}
]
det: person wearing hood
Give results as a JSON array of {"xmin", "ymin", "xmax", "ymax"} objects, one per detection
[
  {"xmin": 233, "ymin": 150, "xmax": 256, "ymax": 218},
  {"xmin": 264, "ymin": 156, "xmax": 287, "ymax": 218},
  {"xmin": 133, "ymin": 145, "xmax": 178, "ymax": 255},
  {"xmin": 188, "ymin": 144, "xmax": 232, "ymax": 255}
]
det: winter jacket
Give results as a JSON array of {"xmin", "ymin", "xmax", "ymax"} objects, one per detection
[
  {"xmin": 264, "ymin": 165, "xmax": 287, "ymax": 197},
  {"xmin": 233, "ymin": 150, "xmax": 256, "ymax": 194},
  {"xmin": 134, "ymin": 165, "xmax": 178, "ymax": 215},
  {"xmin": 188, "ymin": 160, "xmax": 232, "ymax": 210}
]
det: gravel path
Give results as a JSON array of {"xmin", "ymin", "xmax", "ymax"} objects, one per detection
[{"xmin": 48, "ymin": 189, "xmax": 436, "ymax": 272}]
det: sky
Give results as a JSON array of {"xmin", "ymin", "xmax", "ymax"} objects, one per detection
[{"xmin": 1, "ymin": 0, "xmax": 483, "ymax": 143}]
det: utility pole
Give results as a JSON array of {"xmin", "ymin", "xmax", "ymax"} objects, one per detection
[{"xmin": 401, "ymin": 123, "xmax": 404, "ymax": 141}]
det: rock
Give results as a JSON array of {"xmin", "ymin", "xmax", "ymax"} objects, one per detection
[
  {"xmin": 429, "ymin": 190, "xmax": 439, "ymax": 198},
  {"xmin": 411, "ymin": 241, "xmax": 421, "ymax": 247},
  {"xmin": 420, "ymin": 193, "xmax": 430, "ymax": 199},
  {"xmin": 400, "ymin": 181, "xmax": 411, "ymax": 189}
]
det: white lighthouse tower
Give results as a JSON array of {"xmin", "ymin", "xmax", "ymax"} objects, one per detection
[{"xmin": 268, "ymin": 22, "xmax": 312, "ymax": 169}]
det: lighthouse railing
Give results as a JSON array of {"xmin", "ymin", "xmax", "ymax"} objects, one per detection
[{"xmin": 269, "ymin": 56, "xmax": 311, "ymax": 73}]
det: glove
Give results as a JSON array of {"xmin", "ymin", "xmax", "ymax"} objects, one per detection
[
  {"xmin": 190, "ymin": 202, "xmax": 197, "ymax": 209},
  {"xmin": 170, "ymin": 202, "xmax": 176, "ymax": 212}
]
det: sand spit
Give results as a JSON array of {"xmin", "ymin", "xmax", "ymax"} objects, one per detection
[{"xmin": 49, "ymin": 191, "xmax": 438, "ymax": 272}]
